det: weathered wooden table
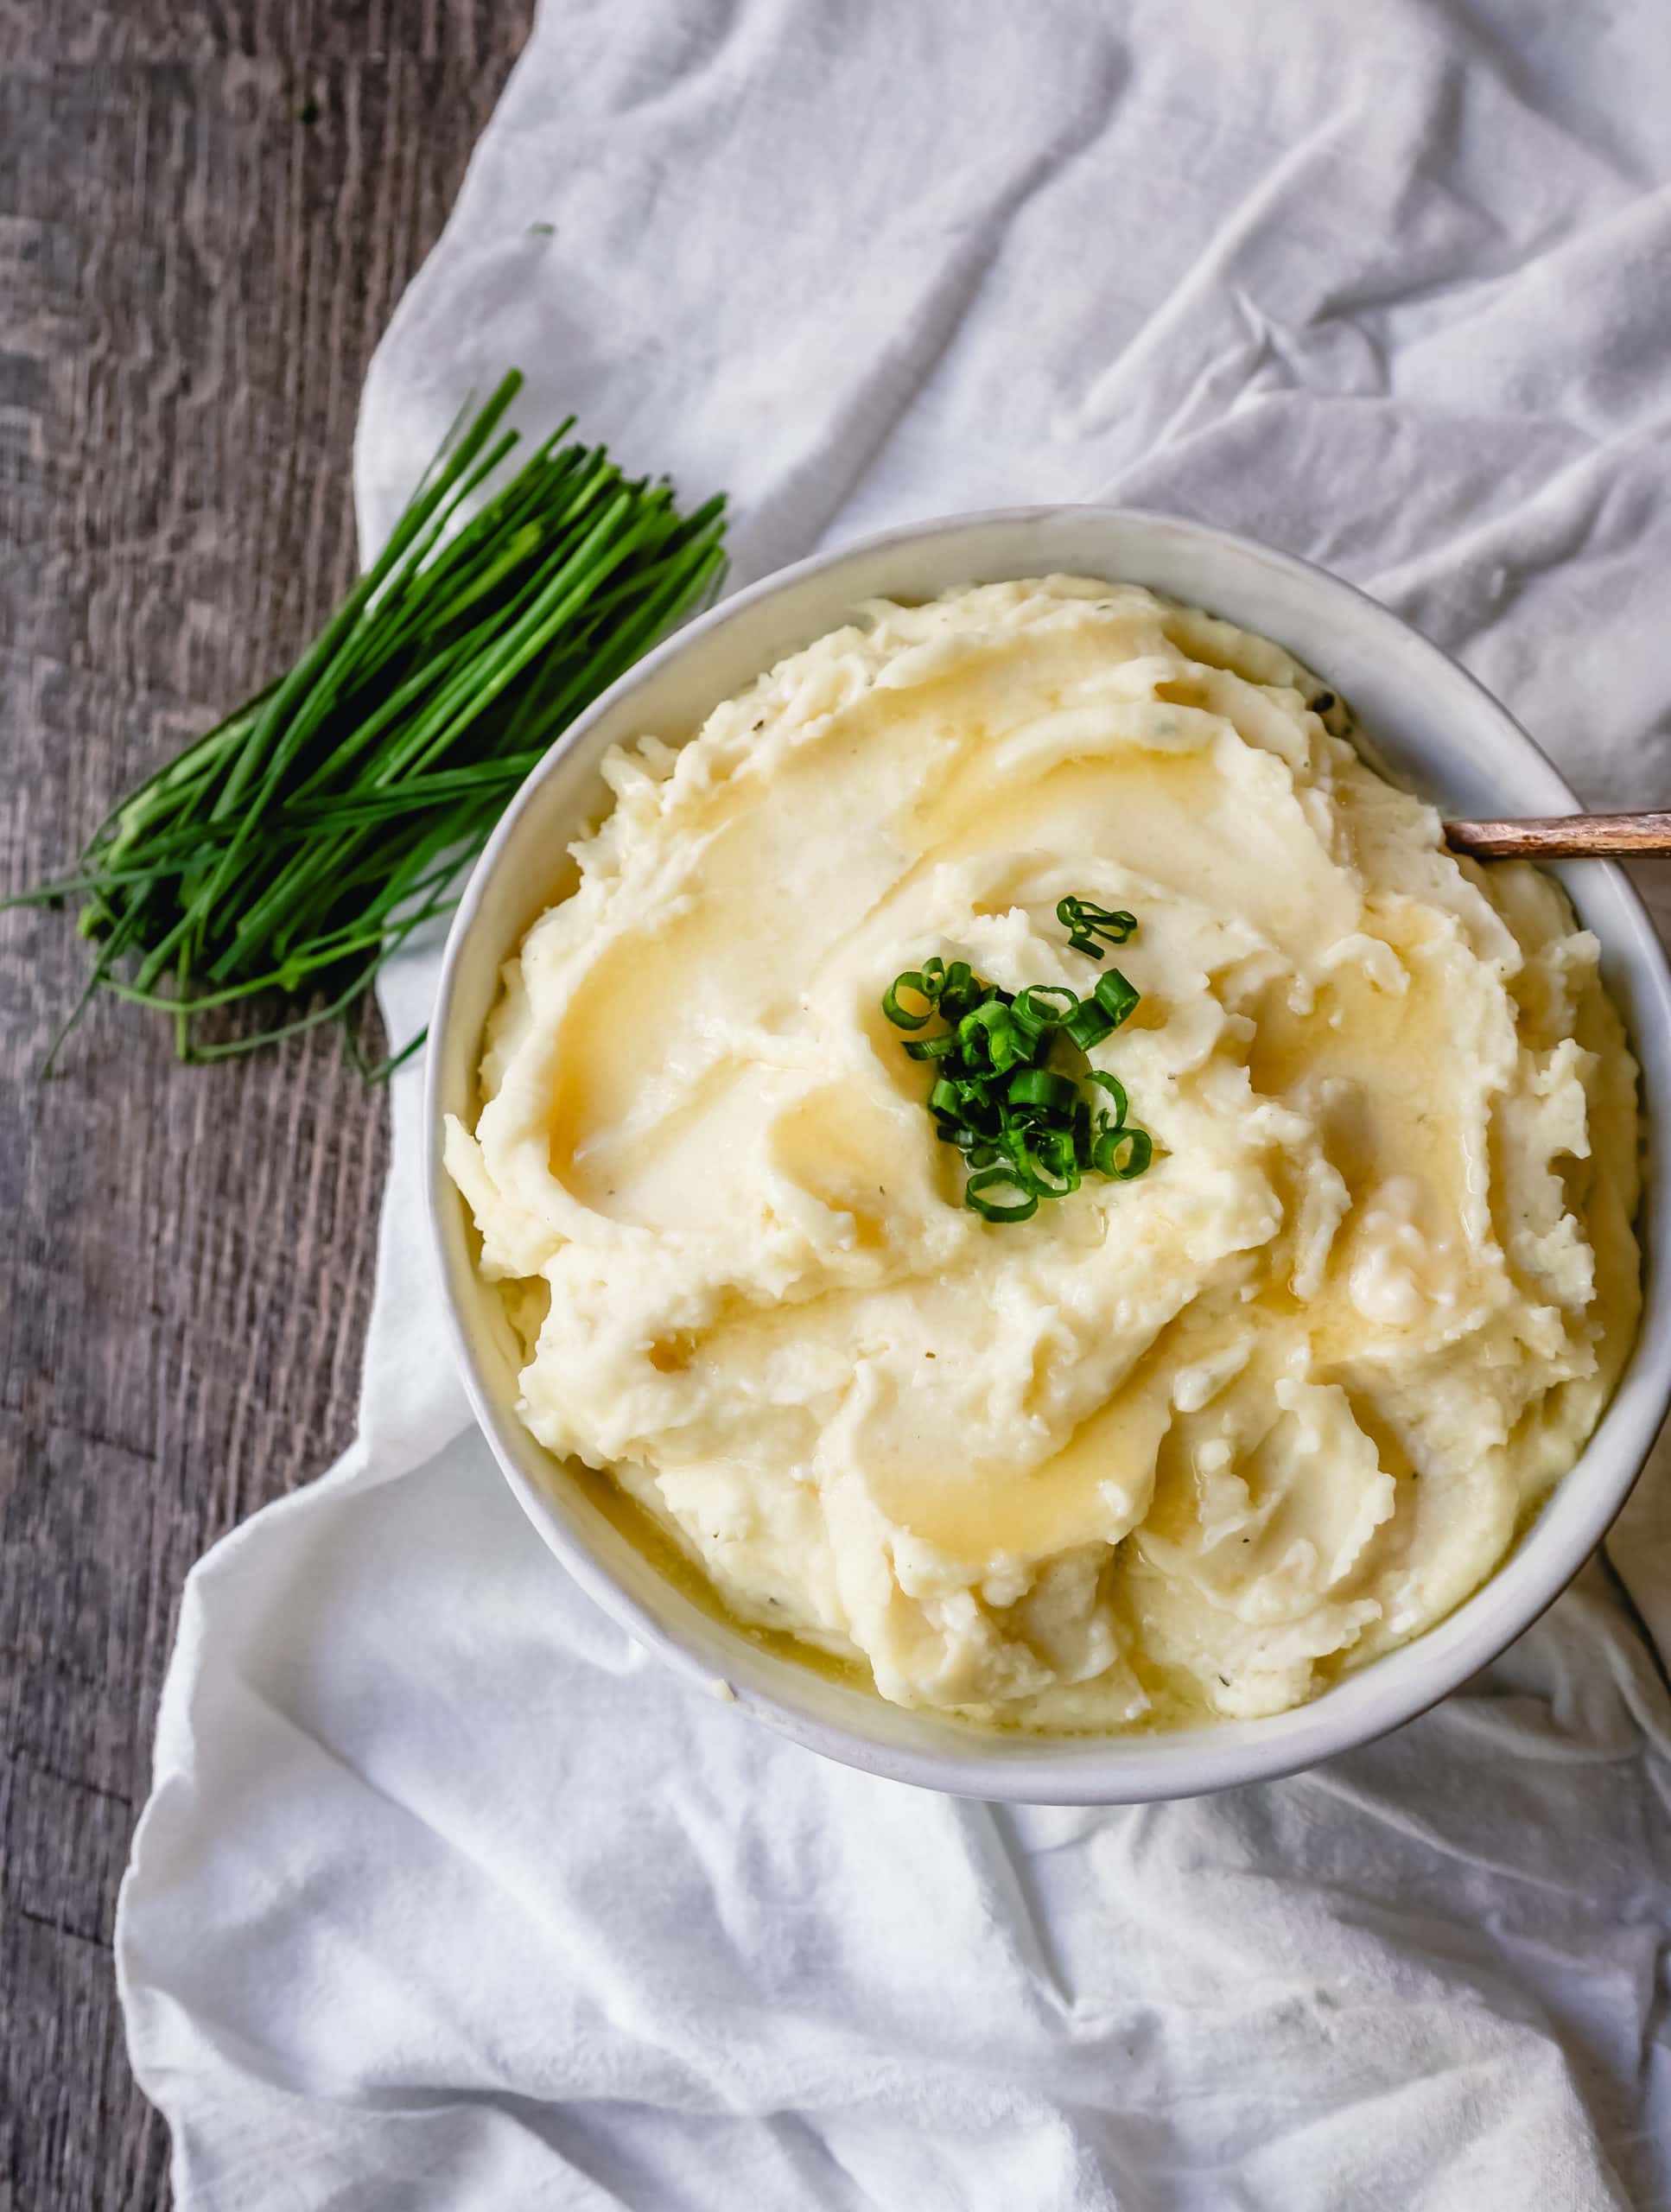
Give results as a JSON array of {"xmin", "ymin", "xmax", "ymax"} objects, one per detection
[{"xmin": 0, "ymin": 6, "xmax": 533, "ymax": 2202}]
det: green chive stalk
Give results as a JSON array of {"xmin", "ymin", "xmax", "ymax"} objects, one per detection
[{"xmin": 8, "ymin": 371, "xmax": 727, "ymax": 1076}]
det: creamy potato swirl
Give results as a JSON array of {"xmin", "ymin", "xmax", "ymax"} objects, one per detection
[{"xmin": 446, "ymin": 578, "xmax": 1640, "ymax": 1731}]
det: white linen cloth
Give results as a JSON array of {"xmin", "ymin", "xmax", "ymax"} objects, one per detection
[{"xmin": 118, "ymin": 3, "xmax": 1671, "ymax": 2203}]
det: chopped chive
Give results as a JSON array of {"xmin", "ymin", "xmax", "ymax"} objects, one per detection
[
  {"xmin": 1072, "ymin": 1099, "xmax": 1092, "ymax": 1167},
  {"xmin": 928, "ymin": 1075, "xmax": 966, "ymax": 1120},
  {"xmin": 1008, "ymin": 987, "xmax": 1076, "ymax": 1047},
  {"xmin": 1007, "ymin": 1068, "xmax": 1079, "ymax": 1117},
  {"xmin": 1093, "ymin": 969, "xmax": 1140, "ymax": 1029},
  {"xmin": 880, "ymin": 897, "xmax": 1157, "ymax": 1221},
  {"xmin": 883, "ymin": 969, "xmax": 938, "ymax": 1030},
  {"xmin": 1064, "ymin": 998, "xmax": 1115, "ymax": 1049},
  {"xmin": 1088, "ymin": 1070, "xmax": 1128, "ymax": 1127},
  {"xmin": 964, "ymin": 1166, "xmax": 1039, "ymax": 1224},
  {"xmin": 1057, "ymin": 895, "xmax": 1137, "ymax": 960},
  {"xmin": 1094, "ymin": 1127, "xmax": 1153, "ymax": 1179},
  {"xmin": 958, "ymin": 999, "xmax": 1029, "ymax": 1073},
  {"xmin": 903, "ymin": 1030, "xmax": 960, "ymax": 1062}
]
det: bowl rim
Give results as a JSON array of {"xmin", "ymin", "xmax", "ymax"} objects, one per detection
[{"xmin": 425, "ymin": 501, "xmax": 1671, "ymax": 1803}]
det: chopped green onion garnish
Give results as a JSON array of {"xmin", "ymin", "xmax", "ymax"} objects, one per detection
[
  {"xmin": 1064, "ymin": 998, "xmax": 1115, "ymax": 1050},
  {"xmin": 964, "ymin": 1166, "xmax": 1039, "ymax": 1223},
  {"xmin": 1094, "ymin": 1127, "xmax": 1153, "ymax": 1179},
  {"xmin": 938, "ymin": 961, "xmax": 981, "ymax": 1020},
  {"xmin": 1093, "ymin": 969, "xmax": 1140, "ymax": 1029},
  {"xmin": 879, "ymin": 895, "xmax": 1160, "ymax": 1223},
  {"xmin": 883, "ymin": 969, "xmax": 939, "ymax": 1030},
  {"xmin": 958, "ymin": 999, "xmax": 1028, "ymax": 1073},
  {"xmin": 1007, "ymin": 1067, "xmax": 1079, "ymax": 1117},
  {"xmin": 1057, "ymin": 895, "xmax": 1137, "ymax": 960},
  {"xmin": 1088, "ymin": 1070, "xmax": 1128, "ymax": 1126},
  {"xmin": 1072, "ymin": 1099, "xmax": 1093, "ymax": 1167},
  {"xmin": 1010, "ymin": 984, "xmax": 1077, "ymax": 1041},
  {"xmin": 1020, "ymin": 1123, "xmax": 1080, "ymax": 1197}
]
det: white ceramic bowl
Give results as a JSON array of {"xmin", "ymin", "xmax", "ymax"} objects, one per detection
[{"xmin": 428, "ymin": 507, "xmax": 1671, "ymax": 1803}]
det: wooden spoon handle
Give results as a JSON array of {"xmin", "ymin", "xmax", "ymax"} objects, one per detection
[{"xmin": 1445, "ymin": 810, "xmax": 1671, "ymax": 859}]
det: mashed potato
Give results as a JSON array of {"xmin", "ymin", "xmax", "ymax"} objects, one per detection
[{"xmin": 445, "ymin": 578, "xmax": 1641, "ymax": 1731}]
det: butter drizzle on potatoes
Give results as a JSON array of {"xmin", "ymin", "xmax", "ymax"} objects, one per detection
[{"xmin": 446, "ymin": 577, "xmax": 1640, "ymax": 1732}]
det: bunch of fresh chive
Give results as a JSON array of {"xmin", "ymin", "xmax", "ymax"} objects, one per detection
[
  {"xmin": 883, "ymin": 897, "xmax": 1155, "ymax": 1223},
  {"xmin": 9, "ymin": 370, "xmax": 727, "ymax": 1075}
]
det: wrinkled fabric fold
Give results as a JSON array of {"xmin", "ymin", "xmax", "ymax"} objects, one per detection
[{"xmin": 119, "ymin": 2, "xmax": 1671, "ymax": 2204}]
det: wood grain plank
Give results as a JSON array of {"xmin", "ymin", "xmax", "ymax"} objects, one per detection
[{"xmin": 0, "ymin": 4, "xmax": 536, "ymax": 2205}]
